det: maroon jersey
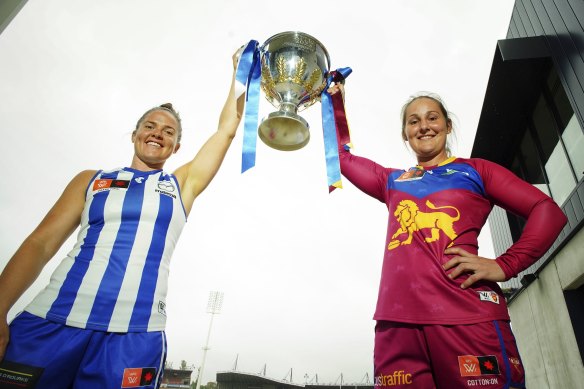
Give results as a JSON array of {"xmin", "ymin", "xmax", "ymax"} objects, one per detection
[{"xmin": 339, "ymin": 151, "xmax": 566, "ymax": 324}]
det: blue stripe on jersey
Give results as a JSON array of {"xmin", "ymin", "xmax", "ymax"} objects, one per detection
[
  {"xmin": 129, "ymin": 185, "xmax": 174, "ymax": 328},
  {"xmin": 46, "ymin": 187, "xmax": 110, "ymax": 320},
  {"xmin": 86, "ymin": 177, "xmax": 146, "ymax": 326},
  {"xmin": 494, "ymin": 321, "xmax": 513, "ymax": 389},
  {"xmin": 387, "ymin": 162, "xmax": 486, "ymax": 198}
]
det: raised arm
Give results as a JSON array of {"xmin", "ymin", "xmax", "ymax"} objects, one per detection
[
  {"xmin": 328, "ymin": 83, "xmax": 388, "ymax": 202},
  {"xmin": 339, "ymin": 149, "xmax": 389, "ymax": 203},
  {"xmin": 0, "ymin": 169, "xmax": 93, "ymax": 360},
  {"xmin": 174, "ymin": 51, "xmax": 245, "ymax": 215}
]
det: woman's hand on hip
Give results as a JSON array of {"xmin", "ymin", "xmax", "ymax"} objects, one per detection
[{"xmin": 443, "ymin": 247, "xmax": 506, "ymax": 289}]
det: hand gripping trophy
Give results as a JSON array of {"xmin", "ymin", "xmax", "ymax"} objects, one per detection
[{"xmin": 235, "ymin": 31, "xmax": 351, "ymax": 190}]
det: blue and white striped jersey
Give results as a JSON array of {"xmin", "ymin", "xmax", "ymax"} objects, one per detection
[{"xmin": 25, "ymin": 167, "xmax": 187, "ymax": 332}]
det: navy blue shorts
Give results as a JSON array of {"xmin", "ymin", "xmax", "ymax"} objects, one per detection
[{"xmin": 2, "ymin": 312, "xmax": 166, "ymax": 389}]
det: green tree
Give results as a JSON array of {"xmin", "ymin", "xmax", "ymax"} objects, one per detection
[{"xmin": 200, "ymin": 382, "xmax": 217, "ymax": 389}]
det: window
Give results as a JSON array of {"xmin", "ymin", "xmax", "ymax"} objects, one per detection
[
  {"xmin": 532, "ymin": 94, "xmax": 574, "ymax": 205},
  {"xmin": 506, "ymin": 69, "xmax": 583, "ymax": 242},
  {"xmin": 546, "ymin": 71, "xmax": 584, "ymax": 200},
  {"xmin": 563, "ymin": 115, "xmax": 584, "ymax": 181}
]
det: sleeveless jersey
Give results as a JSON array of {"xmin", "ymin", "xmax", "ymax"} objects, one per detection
[
  {"xmin": 25, "ymin": 167, "xmax": 187, "ymax": 332},
  {"xmin": 339, "ymin": 153, "xmax": 566, "ymax": 325}
]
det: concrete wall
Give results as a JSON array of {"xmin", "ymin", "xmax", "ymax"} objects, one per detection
[
  {"xmin": 554, "ymin": 227, "xmax": 584, "ymax": 290},
  {"xmin": 509, "ymin": 227, "xmax": 584, "ymax": 388}
]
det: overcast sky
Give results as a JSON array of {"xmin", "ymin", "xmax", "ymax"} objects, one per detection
[{"xmin": 0, "ymin": 0, "xmax": 515, "ymax": 384}]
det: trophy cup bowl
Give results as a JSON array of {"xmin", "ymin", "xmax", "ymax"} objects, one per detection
[{"xmin": 259, "ymin": 31, "xmax": 331, "ymax": 151}]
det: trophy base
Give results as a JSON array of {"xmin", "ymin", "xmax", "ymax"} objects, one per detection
[{"xmin": 258, "ymin": 111, "xmax": 310, "ymax": 151}]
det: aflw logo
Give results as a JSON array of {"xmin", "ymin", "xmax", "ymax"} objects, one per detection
[
  {"xmin": 462, "ymin": 362, "xmax": 478, "ymax": 374},
  {"xmin": 121, "ymin": 367, "xmax": 156, "ymax": 388},
  {"xmin": 458, "ymin": 355, "xmax": 500, "ymax": 377}
]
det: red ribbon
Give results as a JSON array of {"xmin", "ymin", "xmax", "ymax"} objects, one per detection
[{"xmin": 331, "ymin": 91, "xmax": 351, "ymax": 150}]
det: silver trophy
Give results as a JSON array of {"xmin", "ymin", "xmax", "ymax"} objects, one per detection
[{"xmin": 259, "ymin": 31, "xmax": 331, "ymax": 151}]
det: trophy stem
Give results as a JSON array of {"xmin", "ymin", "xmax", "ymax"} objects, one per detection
[{"xmin": 279, "ymin": 102, "xmax": 298, "ymax": 115}]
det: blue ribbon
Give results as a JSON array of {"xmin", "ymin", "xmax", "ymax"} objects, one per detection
[
  {"xmin": 237, "ymin": 40, "xmax": 352, "ymax": 191},
  {"xmin": 320, "ymin": 67, "xmax": 352, "ymax": 191},
  {"xmin": 236, "ymin": 40, "xmax": 261, "ymax": 173}
]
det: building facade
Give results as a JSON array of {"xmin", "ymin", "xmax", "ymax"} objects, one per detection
[
  {"xmin": 161, "ymin": 367, "xmax": 193, "ymax": 388},
  {"xmin": 217, "ymin": 371, "xmax": 372, "ymax": 389},
  {"xmin": 471, "ymin": 0, "xmax": 584, "ymax": 387},
  {"xmin": 0, "ymin": 0, "xmax": 28, "ymax": 35}
]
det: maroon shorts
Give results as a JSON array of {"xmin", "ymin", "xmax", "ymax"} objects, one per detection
[{"xmin": 374, "ymin": 320, "xmax": 525, "ymax": 389}]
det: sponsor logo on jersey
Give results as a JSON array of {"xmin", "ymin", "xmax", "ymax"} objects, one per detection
[
  {"xmin": 374, "ymin": 370, "xmax": 413, "ymax": 386},
  {"xmin": 466, "ymin": 377, "xmax": 499, "ymax": 386},
  {"xmin": 0, "ymin": 360, "xmax": 44, "ymax": 389},
  {"xmin": 93, "ymin": 179, "xmax": 130, "ymax": 191},
  {"xmin": 121, "ymin": 367, "xmax": 157, "ymax": 388},
  {"xmin": 156, "ymin": 180, "xmax": 177, "ymax": 198},
  {"xmin": 158, "ymin": 301, "xmax": 167, "ymax": 316},
  {"xmin": 395, "ymin": 168, "xmax": 425, "ymax": 182},
  {"xmin": 387, "ymin": 199, "xmax": 460, "ymax": 250},
  {"xmin": 158, "ymin": 180, "xmax": 175, "ymax": 192},
  {"xmin": 458, "ymin": 355, "xmax": 500, "ymax": 377},
  {"xmin": 478, "ymin": 291, "xmax": 500, "ymax": 304},
  {"xmin": 508, "ymin": 356, "xmax": 523, "ymax": 373},
  {"xmin": 442, "ymin": 168, "xmax": 470, "ymax": 176}
]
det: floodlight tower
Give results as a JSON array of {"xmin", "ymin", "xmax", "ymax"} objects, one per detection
[{"xmin": 196, "ymin": 291, "xmax": 223, "ymax": 389}]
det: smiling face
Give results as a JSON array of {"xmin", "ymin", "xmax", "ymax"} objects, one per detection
[
  {"xmin": 131, "ymin": 109, "xmax": 181, "ymax": 170},
  {"xmin": 402, "ymin": 97, "xmax": 452, "ymax": 167}
]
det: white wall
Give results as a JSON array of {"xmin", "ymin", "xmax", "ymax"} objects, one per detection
[{"xmin": 508, "ymin": 227, "xmax": 584, "ymax": 388}]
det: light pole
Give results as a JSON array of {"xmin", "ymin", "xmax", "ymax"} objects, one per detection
[{"xmin": 196, "ymin": 291, "xmax": 223, "ymax": 389}]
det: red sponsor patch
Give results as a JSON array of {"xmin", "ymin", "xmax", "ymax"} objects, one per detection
[
  {"xmin": 458, "ymin": 355, "xmax": 500, "ymax": 377},
  {"xmin": 93, "ymin": 179, "xmax": 130, "ymax": 191},
  {"xmin": 93, "ymin": 179, "xmax": 112, "ymax": 190},
  {"xmin": 121, "ymin": 367, "xmax": 156, "ymax": 388},
  {"xmin": 122, "ymin": 368, "xmax": 142, "ymax": 388}
]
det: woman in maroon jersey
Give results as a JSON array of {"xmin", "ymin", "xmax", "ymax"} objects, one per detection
[{"xmin": 328, "ymin": 84, "xmax": 566, "ymax": 389}]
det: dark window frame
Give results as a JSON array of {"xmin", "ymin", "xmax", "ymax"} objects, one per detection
[{"xmin": 506, "ymin": 67, "xmax": 578, "ymax": 243}]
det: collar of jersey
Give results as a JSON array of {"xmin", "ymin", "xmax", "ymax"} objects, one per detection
[
  {"xmin": 415, "ymin": 156, "xmax": 457, "ymax": 170},
  {"xmin": 123, "ymin": 167, "xmax": 163, "ymax": 175}
]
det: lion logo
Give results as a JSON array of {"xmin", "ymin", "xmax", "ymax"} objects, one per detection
[{"xmin": 388, "ymin": 199, "xmax": 460, "ymax": 250}]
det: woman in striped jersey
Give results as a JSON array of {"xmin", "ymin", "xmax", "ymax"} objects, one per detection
[{"xmin": 0, "ymin": 50, "xmax": 245, "ymax": 388}]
